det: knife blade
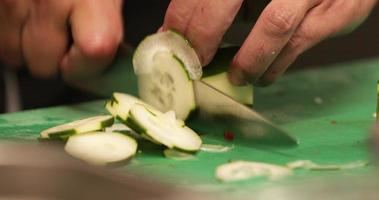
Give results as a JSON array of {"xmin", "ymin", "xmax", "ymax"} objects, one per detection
[{"xmin": 192, "ymin": 80, "xmax": 298, "ymax": 146}]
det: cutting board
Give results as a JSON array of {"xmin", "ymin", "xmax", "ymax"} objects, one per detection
[{"xmin": 0, "ymin": 54, "xmax": 378, "ymax": 197}]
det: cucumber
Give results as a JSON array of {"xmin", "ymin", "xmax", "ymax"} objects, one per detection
[
  {"xmin": 105, "ymin": 92, "xmax": 144, "ymax": 121},
  {"xmin": 40, "ymin": 115, "xmax": 114, "ymax": 139},
  {"xmin": 216, "ymin": 161, "xmax": 292, "ymax": 182},
  {"xmin": 128, "ymin": 104, "xmax": 202, "ymax": 151},
  {"xmin": 64, "ymin": 132, "xmax": 137, "ymax": 165},
  {"xmin": 202, "ymin": 72, "xmax": 253, "ymax": 105},
  {"xmin": 137, "ymin": 51, "xmax": 196, "ymax": 120},
  {"xmin": 203, "ymin": 47, "xmax": 253, "ymax": 105},
  {"xmin": 133, "ymin": 32, "xmax": 253, "ymax": 121},
  {"xmin": 105, "ymin": 92, "xmax": 186, "ymax": 126},
  {"xmin": 163, "ymin": 149, "xmax": 195, "ymax": 160},
  {"xmin": 133, "ymin": 30, "xmax": 202, "ymax": 80}
]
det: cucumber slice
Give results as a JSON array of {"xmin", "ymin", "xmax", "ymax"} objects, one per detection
[
  {"xmin": 203, "ymin": 47, "xmax": 253, "ymax": 105},
  {"xmin": 128, "ymin": 104, "xmax": 202, "ymax": 151},
  {"xmin": 163, "ymin": 149, "xmax": 195, "ymax": 160},
  {"xmin": 106, "ymin": 92, "xmax": 145, "ymax": 121},
  {"xmin": 105, "ymin": 100, "xmax": 118, "ymax": 117},
  {"xmin": 216, "ymin": 161, "xmax": 292, "ymax": 182},
  {"xmin": 133, "ymin": 30, "xmax": 202, "ymax": 80},
  {"xmin": 40, "ymin": 115, "xmax": 114, "ymax": 139},
  {"xmin": 200, "ymin": 144, "xmax": 234, "ymax": 153},
  {"xmin": 65, "ymin": 132, "xmax": 137, "ymax": 165},
  {"xmin": 202, "ymin": 72, "xmax": 253, "ymax": 105},
  {"xmin": 138, "ymin": 52, "xmax": 196, "ymax": 120}
]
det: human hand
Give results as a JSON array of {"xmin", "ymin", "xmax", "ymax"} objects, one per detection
[
  {"xmin": 0, "ymin": 0, "xmax": 123, "ymax": 79},
  {"xmin": 162, "ymin": 0, "xmax": 377, "ymax": 86}
]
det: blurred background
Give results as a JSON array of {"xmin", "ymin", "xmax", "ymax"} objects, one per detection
[{"xmin": 0, "ymin": 0, "xmax": 378, "ymax": 113}]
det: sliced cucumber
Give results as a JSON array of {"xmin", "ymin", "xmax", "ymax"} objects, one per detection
[
  {"xmin": 128, "ymin": 104, "xmax": 202, "ymax": 151},
  {"xmin": 40, "ymin": 115, "xmax": 114, "ymax": 139},
  {"xmin": 216, "ymin": 161, "xmax": 292, "ymax": 182},
  {"xmin": 105, "ymin": 100, "xmax": 118, "ymax": 117},
  {"xmin": 203, "ymin": 47, "xmax": 253, "ymax": 105},
  {"xmin": 105, "ymin": 92, "xmax": 144, "ymax": 121},
  {"xmin": 133, "ymin": 30, "xmax": 202, "ymax": 80},
  {"xmin": 202, "ymin": 72, "xmax": 253, "ymax": 105},
  {"xmin": 138, "ymin": 52, "xmax": 196, "ymax": 120},
  {"xmin": 200, "ymin": 144, "xmax": 234, "ymax": 153},
  {"xmin": 134, "ymin": 33, "xmax": 253, "ymax": 121},
  {"xmin": 64, "ymin": 132, "xmax": 137, "ymax": 165},
  {"xmin": 163, "ymin": 149, "xmax": 195, "ymax": 160}
]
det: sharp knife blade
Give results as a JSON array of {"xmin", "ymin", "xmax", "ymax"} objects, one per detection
[{"xmin": 193, "ymin": 80, "xmax": 298, "ymax": 146}]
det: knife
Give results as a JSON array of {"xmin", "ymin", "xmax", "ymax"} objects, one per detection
[{"xmin": 192, "ymin": 80, "xmax": 298, "ymax": 146}]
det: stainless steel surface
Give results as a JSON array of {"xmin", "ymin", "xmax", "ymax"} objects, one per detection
[
  {"xmin": 372, "ymin": 123, "xmax": 379, "ymax": 160},
  {"xmin": 193, "ymin": 81, "xmax": 297, "ymax": 146},
  {"xmin": 244, "ymin": 175, "xmax": 379, "ymax": 200},
  {"xmin": 0, "ymin": 143, "xmax": 208, "ymax": 200}
]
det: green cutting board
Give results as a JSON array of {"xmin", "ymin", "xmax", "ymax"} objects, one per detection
[{"xmin": 0, "ymin": 54, "xmax": 378, "ymax": 197}]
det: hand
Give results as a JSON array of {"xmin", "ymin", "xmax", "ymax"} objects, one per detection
[
  {"xmin": 0, "ymin": 0, "xmax": 123, "ymax": 79},
  {"xmin": 162, "ymin": 0, "xmax": 377, "ymax": 86}
]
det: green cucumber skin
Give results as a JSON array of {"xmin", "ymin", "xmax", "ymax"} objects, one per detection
[
  {"xmin": 116, "ymin": 115, "xmax": 126, "ymax": 123},
  {"xmin": 123, "ymin": 115, "xmax": 146, "ymax": 134},
  {"xmin": 44, "ymin": 129, "xmax": 76, "ymax": 139},
  {"xmin": 100, "ymin": 117, "xmax": 115, "ymax": 129},
  {"xmin": 172, "ymin": 54, "xmax": 191, "ymax": 80},
  {"xmin": 168, "ymin": 29, "xmax": 194, "ymax": 50},
  {"xmin": 123, "ymin": 115, "xmax": 161, "ymax": 145},
  {"xmin": 110, "ymin": 93, "xmax": 120, "ymax": 104},
  {"xmin": 43, "ymin": 116, "xmax": 114, "ymax": 140},
  {"xmin": 48, "ymin": 131, "xmax": 75, "ymax": 140}
]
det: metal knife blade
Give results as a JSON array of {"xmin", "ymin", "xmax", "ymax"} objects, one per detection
[{"xmin": 193, "ymin": 80, "xmax": 298, "ymax": 146}]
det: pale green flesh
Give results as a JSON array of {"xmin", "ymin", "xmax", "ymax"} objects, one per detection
[
  {"xmin": 106, "ymin": 93, "xmax": 145, "ymax": 121},
  {"xmin": 216, "ymin": 161, "xmax": 292, "ymax": 182},
  {"xmin": 138, "ymin": 52, "xmax": 196, "ymax": 120},
  {"xmin": 163, "ymin": 149, "xmax": 195, "ymax": 160},
  {"xmin": 133, "ymin": 30, "xmax": 202, "ymax": 80},
  {"xmin": 40, "ymin": 115, "xmax": 114, "ymax": 139},
  {"xmin": 65, "ymin": 132, "xmax": 137, "ymax": 165},
  {"xmin": 128, "ymin": 104, "xmax": 202, "ymax": 151},
  {"xmin": 202, "ymin": 72, "xmax": 253, "ymax": 105}
]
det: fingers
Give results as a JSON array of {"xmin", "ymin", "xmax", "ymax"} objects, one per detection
[
  {"xmin": 22, "ymin": 2, "xmax": 71, "ymax": 78},
  {"xmin": 228, "ymin": 0, "xmax": 321, "ymax": 86},
  {"xmin": 0, "ymin": 1, "xmax": 29, "ymax": 68},
  {"xmin": 163, "ymin": 0, "xmax": 243, "ymax": 65},
  {"xmin": 257, "ymin": 0, "xmax": 378, "ymax": 86},
  {"xmin": 61, "ymin": 0, "xmax": 123, "ymax": 79}
]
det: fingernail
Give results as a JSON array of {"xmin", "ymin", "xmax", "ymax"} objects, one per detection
[{"xmin": 228, "ymin": 67, "xmax": 249, "ymax": 86}]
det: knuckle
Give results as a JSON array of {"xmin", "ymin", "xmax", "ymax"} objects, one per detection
[
  {"xmin": 261, "ymin": 7, "xmax": 298, "ymax": 37},
  {"xmin": 78, "ymin": 32, "xmax": 122, "ymax": 59},
  {"xmin": 286, "ymin": 36, "xmax": 303, "ymax": 55},
  {"xmin": 286, "ymin": 26, "xmax": 313, "ymax": 56}
]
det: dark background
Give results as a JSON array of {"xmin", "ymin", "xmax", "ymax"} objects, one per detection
[{"xmin": 0, "ymin": 1, "xmax": 378, "ymax": 113}]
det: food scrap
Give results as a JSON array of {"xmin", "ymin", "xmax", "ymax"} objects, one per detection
[
  {"xmin": 224, "ymin": 131, "xmax": 235, "ymax": 141},
  {"xmin": 286, "ymin": 160, "xmax": 368, "ymax": 171},
  {"xmin": 163, "ymin": 149, "xmax": 195, "ymax": 160},
  {"xmin": 200, "ymin": 144, "xmax": 234, "ymax": 153},
  {"xmin": 216, "ymin": 161, "xmax": 292, "ymax": 182}
]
